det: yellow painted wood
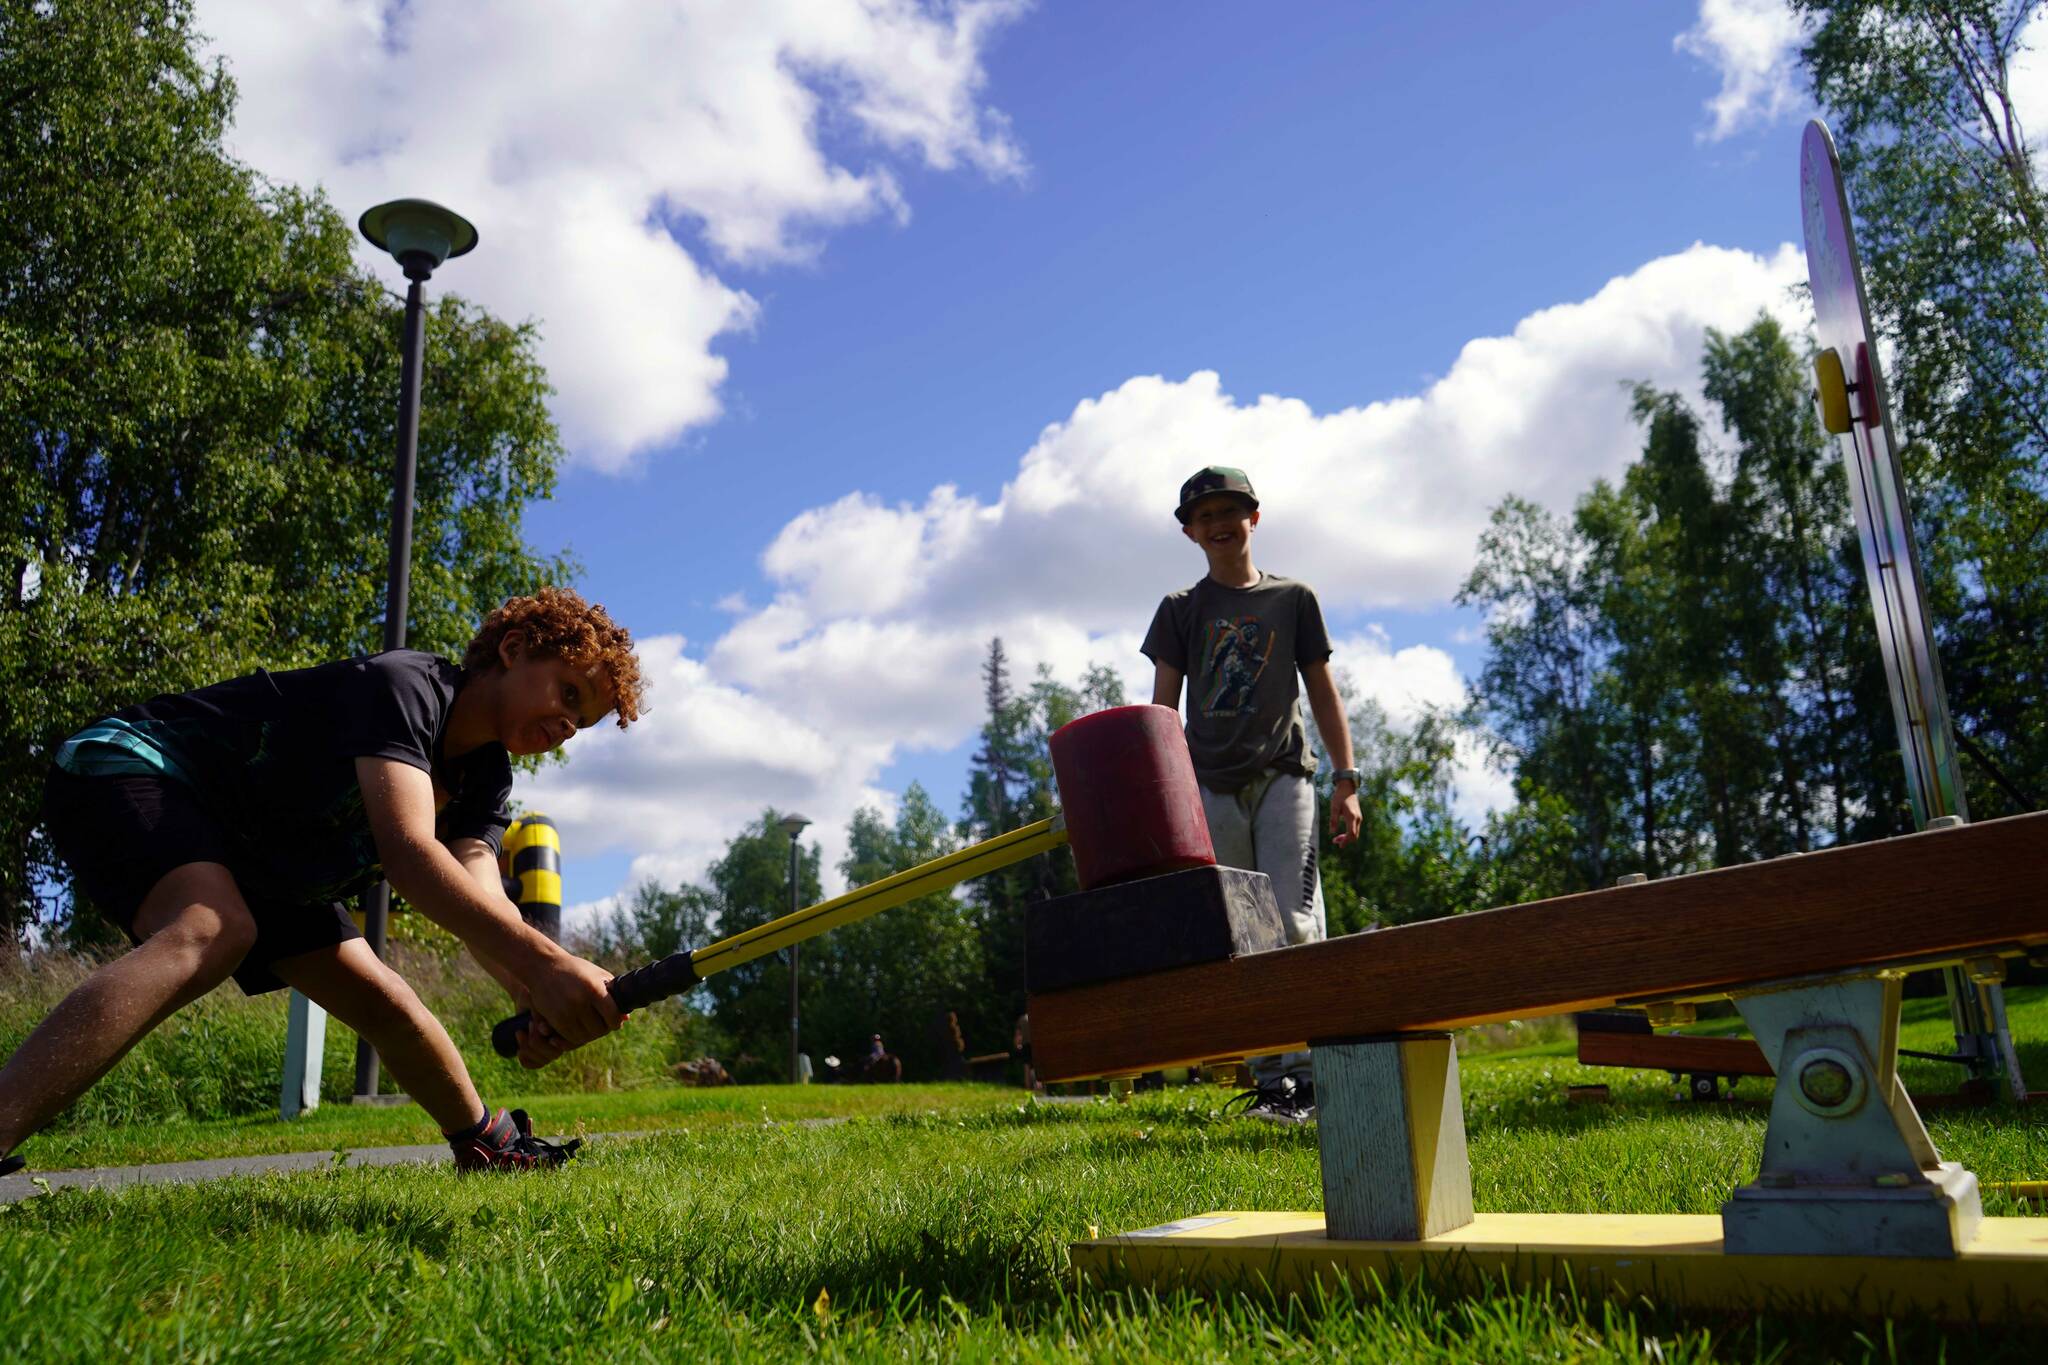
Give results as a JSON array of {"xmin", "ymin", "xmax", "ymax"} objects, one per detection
[
  {"xmin": 688, "ymin": 817, "xmax": 1068, "ymax": 978},
  {"xmin": 1400, "ymin": 1039, "xmax": 1472, "ymax": 1238},
  {"xmin": 1073, "ymin": 1211, "xmax": 2048, "ymax": 1323}
]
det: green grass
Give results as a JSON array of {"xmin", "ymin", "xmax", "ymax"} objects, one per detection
[
  {"xmin": 0, "ymin": 941, "xmax": 716, "ymax": 1136},
  {"xmin": 19, "ymin": 1083, "xmax": 1021, "ymax": 1170},
  {"xmin": 5, "ymin": 1001, "xmax": 2045, "ymax": 1360}
]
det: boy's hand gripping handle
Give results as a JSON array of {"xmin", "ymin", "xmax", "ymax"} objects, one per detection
[{"xmin": 490, "ymin": 951, "xmax": 701, "ymax": 1058}]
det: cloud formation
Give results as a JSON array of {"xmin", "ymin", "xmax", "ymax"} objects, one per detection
[
  {"xmin": 1323, "ymin": 628, "xmax": 1514, "ymax": 827},
  {"xmin": 194, "ymin": 0, "xmax": 1027, "ymax": 468},
  {"xmin": 742, "ymin": 242, "xmax": 1807, "ymax": 631},
  {"xmin": 1676, "ymin": 0, "xmax": 1809, "ymax": 141},
  {"xmin": 524, "ymin": 634, "xmax": 900, "ymax": 915},
  {"xmin": 529, "ymin": 242, "xmax": 1809, "ymax": 910}
]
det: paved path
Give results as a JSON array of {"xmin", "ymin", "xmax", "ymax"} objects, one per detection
[
  {"xmin": 1, "ymin": 1142, "xmax": 477, "ymax": 1202},
  {"xmin": 0, "ymin": 1116, "xmax": 848, "ymax": 1205}
]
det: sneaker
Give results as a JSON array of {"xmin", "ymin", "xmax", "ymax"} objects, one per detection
[
  {"xmin": 450, "ymin": 1108, "xmax": 581, "ymax": 1172},
  {"xmin": 1225, "ymin": 1077, "xmax": 1317, "ymax": 1125},
  {"xmin": 0, "ymin": 1154, "xmax": 23, "ymax": 1178}
]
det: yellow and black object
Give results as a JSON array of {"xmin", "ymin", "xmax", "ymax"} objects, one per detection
[
  {"xmin": 502, "ymin": 814, "xmax": 563, "ymax": 941},
  {"xmin": 491, "ymin": 815, "xmax": 1070, "ymax": 1057}
]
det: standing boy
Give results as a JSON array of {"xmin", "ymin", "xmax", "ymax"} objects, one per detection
[
  {"xmin": 1141, "ymin": 467, "xmax": 1363, "ymax": 1122},
  {"xmin": 0, "ymin": 587, "xmax": 641, "ymax": 1176}
]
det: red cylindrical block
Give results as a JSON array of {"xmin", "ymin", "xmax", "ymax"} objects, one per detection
[{"xmin": 1049, "ymin": 704, "xmax": 1215, "ymax": 890}]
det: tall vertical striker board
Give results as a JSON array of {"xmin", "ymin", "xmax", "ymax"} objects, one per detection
[{"xmin": 1799, "ymin": 119, "xmax": 2025, "ymax": 1098}]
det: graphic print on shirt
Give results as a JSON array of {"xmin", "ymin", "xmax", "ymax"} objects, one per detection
[{"xmin": 1199, "ymin": 616, "xmax": 1273, "ymax": 717}]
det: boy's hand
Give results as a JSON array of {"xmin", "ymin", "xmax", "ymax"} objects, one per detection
[
  {"xmin": 1330, "ymin": 785, "xmax": 1363, "ymax": 847},
  {"xmin": 516, "ymin": 949, "xmax": 625, "ymax": 1068}
]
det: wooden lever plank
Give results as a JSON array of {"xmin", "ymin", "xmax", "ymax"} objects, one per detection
[{"xmin": 1029, "ymin": 811, "xmax": 2048, "ymax": 1082}]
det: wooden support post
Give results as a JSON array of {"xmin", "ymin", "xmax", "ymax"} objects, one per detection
[{"xmin": 1315, "ymin": 1034, "xmax": 1474, "ymax": 1241}]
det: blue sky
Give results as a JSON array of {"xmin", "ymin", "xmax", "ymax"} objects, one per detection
[
  {"xmin": 198, "ymin": 1, "xmax": 1828, "ymax": 917},
  {"xmin": 535, "ymin": 2, "xmax": 1797, "ymax": 656}
]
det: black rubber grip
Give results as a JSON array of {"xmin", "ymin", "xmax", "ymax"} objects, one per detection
[{"xmin": 490, "ymin": 951, "xmax": 701, "ymax": 1058}]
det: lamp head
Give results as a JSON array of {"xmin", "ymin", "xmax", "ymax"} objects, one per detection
[
  {"xmin": 359, "ymin": 198, "xmax": 478, "ymax": 281},
  {"xmin": 776, "ymin": 813, "xmax": 812, "ymax": 841}
]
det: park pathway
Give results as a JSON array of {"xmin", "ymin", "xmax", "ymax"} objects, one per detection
[
  {"xmin": 0, "ymin": 1116, "xmax": 849, "ymax": 1205},
  {"xmin": 1, "ymin": 1140, "xmax": 492, "ymax": 1203}
]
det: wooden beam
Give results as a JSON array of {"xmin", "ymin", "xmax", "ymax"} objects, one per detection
[
  {"xmin": 1030, "ymin": 812, "xmax": 2048, "ymax": 1081},
  {"xmin": 1576, "ymin": 1031, "xmax": 1773, "ymax": 1078}
]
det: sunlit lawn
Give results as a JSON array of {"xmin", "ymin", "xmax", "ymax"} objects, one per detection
[
  {"xmin": 18, "ymin": 1082, "xmax": 1023, "ymax": 1171},
  {"xmin": 4, "ymin": 989, "xmax": 2043, "ymax": 1362}
]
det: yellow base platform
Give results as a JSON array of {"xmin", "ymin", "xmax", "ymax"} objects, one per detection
[{"xmin": 1073, "ymin": 1211, "xmax": 2048, "ymax": 1323}]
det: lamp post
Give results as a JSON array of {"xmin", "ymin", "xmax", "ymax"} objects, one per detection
[
  {"xmin": 776, "ymin": 813, "xmax": 812, "ymax": 1084},
  {"xmin": 350, "ymin": 199, "xmax": 478, "ymax": 1100}
]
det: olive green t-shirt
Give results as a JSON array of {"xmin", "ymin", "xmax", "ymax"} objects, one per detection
[{"xmin": 1141, "ymin": 572, "xmax": 1333, "ymax": 794}]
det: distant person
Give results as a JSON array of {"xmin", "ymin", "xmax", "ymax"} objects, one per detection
[
  {"xmin": 863, "ymin": 1033, "xmax": 902, "ymax": 1083},
  {"xmin": 1142, "ymin": 467, "xmax": 1362, "ymax": 1123},
  {"xmin": 672, "ymin": 1057, "xmax": 732, "ymax": 1087},
  {"xmin": 1013, "ymin": 1012, "xmax": 1040, "ymax": 1094},
  {"xmin": 0, "ymin": 588, "xmax": 644, "ymax": 1177}
]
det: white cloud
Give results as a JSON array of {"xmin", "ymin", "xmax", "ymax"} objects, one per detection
[
  {"xmin": 193, "ymin": 0, "xmax": 1026, "ymax": 468},
  {"xmin": 741, "ymin": 241, "xmax": 1808, "ymax": 636},
  {"xmin": 1680, "ymin": 5, "xmax": 2048, "ymax": 175},
  {"xmin": 521, "ymin": 243, "xmax": 1808, "ymax": 907},
  {"xmin": 1335, "ymin": 629, "xmax": 1466, "ymax": 727},
  {"xmin": 560, "ymin": 893, "xmax": 623, "ymax": 946},
  {"xmin": 517, "ymin": 634, "xmax": 896, "ymax": 905},
  {"xmin": 1676, "ymin": 0, "xmax": 1809, "ymax": 141},
  {"xmin": 1327, "ymin": 629, "xmax": 1513, "ymax": 828},
  {"xmin": 2010, "ymin": 13, "xmax": 2048, "ymax": 177}
]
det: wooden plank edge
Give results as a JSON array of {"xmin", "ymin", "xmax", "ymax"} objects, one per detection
[{"xmin": 1031, "ymin": 810, "xmax": 2048, "ymax": 1081}]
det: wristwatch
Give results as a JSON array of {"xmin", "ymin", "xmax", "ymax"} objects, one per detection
[{"xmin": 1330, "ymin": 767, "xmax": 1362, "ymax": 788}]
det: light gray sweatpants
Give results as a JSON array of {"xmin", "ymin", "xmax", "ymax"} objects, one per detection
[{"xmin": 1199, "ymin": 769, "xmax": 1325, "ymax": 1087}]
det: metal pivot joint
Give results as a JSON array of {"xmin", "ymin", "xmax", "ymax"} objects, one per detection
[
  {"xmin": 1304, "ymin": 971, "xmax": 1989, "ymax": 1262},
  {"xmin": 1723, "ymin": 973, "xmax": 1981, "ymax": 1258}
]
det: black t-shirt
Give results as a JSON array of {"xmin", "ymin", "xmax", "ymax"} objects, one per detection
[
  {"xmin": 1141, "ymin": 572, "xmax": 1334, "ymax": 794},
  {"xmin": 55, "ymin": 651, "xmax": 512, "ymax": 907}
]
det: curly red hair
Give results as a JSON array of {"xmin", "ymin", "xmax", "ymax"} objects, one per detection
[{"xmin": 464, "ymin": 586, "xmax": 644, "ymax": 728}]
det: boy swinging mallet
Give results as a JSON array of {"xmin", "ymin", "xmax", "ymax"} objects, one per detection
[{"xmin": 0, "ymin": 587, "xmax": 640, "ymax": 1175}]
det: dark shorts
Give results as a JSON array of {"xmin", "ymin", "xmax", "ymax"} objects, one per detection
[{"xmin": 40, "ymin": 768, "xmax": 362, "ymax": 995}]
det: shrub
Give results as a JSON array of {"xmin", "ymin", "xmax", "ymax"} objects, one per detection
[
  {"xmin": 0, "ymin": 952, "xmax": 288, "ymax": 1127},
  {"xmin": 0, "ymin": 936, "xmax": 714, "ymax": 1130}
]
